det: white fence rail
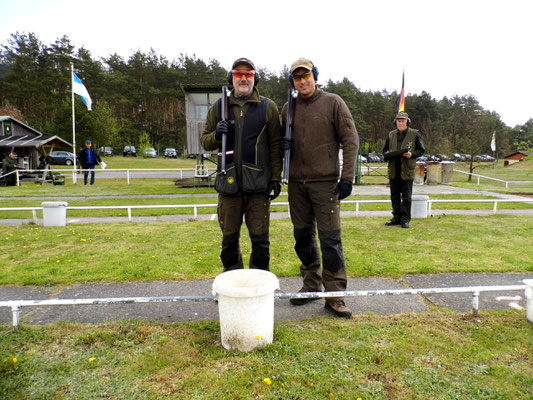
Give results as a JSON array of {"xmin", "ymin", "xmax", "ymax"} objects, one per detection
[
  {"xmin": 0, "ymin": 284, "xmax": 526, "ymax": 328},
  {"xmin": 1, "ymin": 198, "xmax": 533, "ymax": 222},
  {"xmin": 12, "ymin": 168, "xmax": 200, "ymax": 185},
  {"xmin": 454, "ymin": 169, "xmax": 533, "ymax": 188}
]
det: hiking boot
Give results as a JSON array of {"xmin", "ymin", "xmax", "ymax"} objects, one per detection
[
  {"xmin": 325, "ymin": 300, "xmax": 352, "ymax": 319},
  {"xmin": 401, "ymin": 221, "xmax": 410, "ymax": 229},
  {"xmin": 290, "ymin": 289, "xmax": 321, "ymax": 306},
  {"xmin": 385, "ymin": 219, "xmax": 400, "ymax": 226}
]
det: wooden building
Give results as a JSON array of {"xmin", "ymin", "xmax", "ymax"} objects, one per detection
[
  {"xmin": 179, "ymin": 84, "xmax": 223, "ymax": 156},
  {"xmin": 0, "ymin": 116, "xmax": 72, "ymax": 169},
  {"xmin": 503, "ymin": 151, "xmax": 528, "ymax": 166}
]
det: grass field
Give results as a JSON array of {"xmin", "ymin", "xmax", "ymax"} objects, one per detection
[
  {"xmin": 1, "ymin": 215, "xmax": 531, "ymax": 285},
  {"xmin": 1, "ymin": 311, "xmax": 532, "ymax": 399}
]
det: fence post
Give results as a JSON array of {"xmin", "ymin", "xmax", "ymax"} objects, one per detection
[
  {"xmin": 477, "ymin": 176, "xmax": 480, "ymax": 185},
  {"xmin": 472, "ymin": 291, "xmax": 480, "ymax": 317},
  {"xmin": 11, "ymin": 304, "xmax": 21, "ymax": 329},
  {"xmin": 493, "ymin": 201, "xmax": 498, "ymax": 214},
  {"xmin": 127, "ymin": 170, "xmax": 130, "ymax": 185},
  {"xmin": 355, "ymin": 203, "xmax": 359, "ymax": 216},
  {"xmin": 128, "ymin": 207, "xmax": 132, "ymax": 222}
]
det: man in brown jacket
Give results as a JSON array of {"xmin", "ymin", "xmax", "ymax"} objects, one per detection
[{"xmin": 281, "ymin": 57, "xmax": 359, "ymax": 318}]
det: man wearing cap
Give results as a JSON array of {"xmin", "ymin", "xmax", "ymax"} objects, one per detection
[
  {"xmin": 77, "ymin": 140, "xmax": 101, "ymax": 185},
  {"xmin": 201, "ymin": 57, "xmax": 282, "ymax": 272},
  {"xmin": 383, "ymin": 112, "xmax": 425, "ymax": 228},
  {"xmin": 280, "ymin": 57, "xmax": 358, "ymax": 319},
  {"xmin": 2, "ymin": 151, "xmax": 18, "ymax": 186}
]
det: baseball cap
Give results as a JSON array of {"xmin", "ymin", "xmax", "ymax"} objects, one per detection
[
  {"xmin": 231, "ymin": 57, "xmax": 256, "ymax": 70},
  {"xmin": 85, "ymin": 140, "xmax": 92, "ymax": 144},
  {"xmin": 290, "ymin": 57, "xmax": 314, "ymax": 74}
]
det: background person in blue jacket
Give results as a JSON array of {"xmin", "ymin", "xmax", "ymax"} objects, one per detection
[{"xmin": 77, "ymin": 140, "xmax": 101, "ymax": 185}]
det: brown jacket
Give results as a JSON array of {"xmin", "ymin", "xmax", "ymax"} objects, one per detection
[{"xmin": 282, "ymin": 89, "xmax": 358, "ymax": 183}]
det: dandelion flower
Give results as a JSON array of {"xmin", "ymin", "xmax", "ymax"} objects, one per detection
[
  {"xmin": 263, "ymin": 378, "xmax": 272, "ymax": 385},
  {"xmin": 89, "ymin": 357, "xmax": 96, "ymax": 363},
  {"xmin": 12, "ymin": 358, "xmax": 17, "ymax": 364},
  {"xmin": 256, "ymin": 335, "xmax": 262, "ymax": 340},
  {"xmin": 80, "ymin": 238, "xmax": 86, "ymax": 242}
]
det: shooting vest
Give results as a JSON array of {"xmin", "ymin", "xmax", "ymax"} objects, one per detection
[
  {"xmin": 215, "ymin": 96, "xmax": 271, "ymax": 195},
  {"xmin": 387, "ymin": 128, "xmax": 418, "ymax": 180}
]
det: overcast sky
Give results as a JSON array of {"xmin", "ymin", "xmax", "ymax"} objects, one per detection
[{"xmin": 1, "ymin": 0, "xmax": 532, "ymax": 127}]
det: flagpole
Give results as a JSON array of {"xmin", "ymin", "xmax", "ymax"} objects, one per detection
[{"xmin": 71, "ymin": 63, "xmax": 78, "ymax": 184}]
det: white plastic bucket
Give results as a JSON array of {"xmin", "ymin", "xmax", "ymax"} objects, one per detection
[
  {"xmin": 441, "ymin": 161, "xmax": 455, "ymax": 184},
  {"xmin": 411, "ymin": 195, "xmax": 429, "ymax": 219},
  {"xmin": 42, "ymin": 201, "xmax": 68, "ymax": 227},
  {"xmin": 212, "ymin": 269, "xmax": 279, "ymax": 352},
  {"xmin": 523, "ymin": 279, "xmax": 533, "ymax": 323}
]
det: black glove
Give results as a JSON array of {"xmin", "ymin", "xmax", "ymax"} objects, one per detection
[
  {"xmin": 334, "ymin": 179, "xmax": 352, "ymax": 200},
  {"xmin": 280, "ymin": 137, "xmax": 295, "ymax": 153},
  {"xmin": 267, "ymin": 180, "xmax": 281, "ymax": 200},
  {"xmin": 215, "ymin": 120, "xmax": 230, "ymax": 141}
]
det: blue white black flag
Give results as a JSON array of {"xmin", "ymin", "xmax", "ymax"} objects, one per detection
[{"xmin": 72, "ymin": 71, "xmax": 92, "ymax": 111}]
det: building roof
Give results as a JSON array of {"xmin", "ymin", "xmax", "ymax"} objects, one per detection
[
  {"xmin": 0, "ymin": 116, "xmax": 43, "ymax": 136},
  {"xmin": 0, "ymin": 116, "xmax": 72, "ymax": 149},
  {"xmin": 0, "ymin": 134, "xmax": 72, "ymax": 148},
  {"xmin": 504, "ymin": 151, "xmax": 529, "ymax": 159}
]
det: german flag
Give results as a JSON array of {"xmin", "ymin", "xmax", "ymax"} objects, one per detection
[{"xmin": 396, "ymin": 70, "xmax": 405, "ymax": 112}]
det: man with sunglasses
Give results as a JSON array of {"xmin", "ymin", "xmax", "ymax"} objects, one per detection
[
  {"xmin": 281, "ymin": 57, "xmax": 359, "ymax": 319},
  {"xmin": 201, "ymin": 57, "xmax": 282, "ymax": 272}
]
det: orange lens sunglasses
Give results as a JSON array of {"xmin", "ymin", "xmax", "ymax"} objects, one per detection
[
  {"xmin": 232, "ymin": 69, "xmax": 255, "ymax": 79},
  {"xmin": 292, "ymin": 71, "xmax": 313, "ymax": 82}
]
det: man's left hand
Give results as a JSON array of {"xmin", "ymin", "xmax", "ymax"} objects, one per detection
[
  {"xmin": 334, "ymin": 179, "xmax": 352, "ymax": 200},
  {"xmin": 403, "ymin": 152, "xmax": 412, "ymax": 158},
  {"xmin": 267, "ymin": 180, "xmax": 281, "ymax": 200}
]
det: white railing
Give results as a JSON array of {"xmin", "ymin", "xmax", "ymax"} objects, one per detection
[
  {"xmin": 0, "ymin": 284, "xmax": 526, "ymax": 328},
  {"xmin": 1, "ymin": 198, "xmax": 533, "ymax": 222},
  {"xmin": 454, "ymin": 169, "xmax": 533, "ymax": 188},
  {"xmin": 15, "ymin": 168, "xmax": 200, "ymax": 185}
]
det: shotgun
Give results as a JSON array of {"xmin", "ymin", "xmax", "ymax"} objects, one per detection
[
  {"xmin": 282, "ymin": 89, "xmax": 298, "ymax": 184},
  {"xmin": 220, "ymin": 86, "xmax": 230, "ymax": 174}
]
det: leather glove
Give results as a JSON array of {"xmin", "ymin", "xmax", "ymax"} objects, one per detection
[
  {"xmin": 334, "ymin": 179, "xmax": 352, "ymax": 200},
  {"xmin": 267, "ymin": 180, "xmax": 281, "ymax": 200},
  {"xmin": 214, "ymin": 120, "xmax": 230, "ymax": 141},
  {"xmin": 280, "ymin": 137, "xmax": 295, "ymax": 153}
]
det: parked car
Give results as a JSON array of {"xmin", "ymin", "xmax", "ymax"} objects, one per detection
[
  {"xmin": 123, "ymin": 146, "xmax": 137, "ymax": 157},
  {"xmin": 49, "ymin": 151, "xmax": 75, "ymax": 166},
  {"xmin": 452, "ymin": 153, "xmax": 465, "ymax": 162},
  {"xmin": 474, "ymin": 154, "xmax": 494, "ymax": 162},
  {"xmin": 433, "ymin": 154, "xmax": 449, "ymax": 161},
  {"xmin": 164, "ymin": 148, "xmax": 178, "ymax": 158},
  {"xmin": 100, "ymin": 146, "xmax": 113, "ymax": 156},
  {"xmin": 143, "ymin": 147, "xmax": 157, "ymax": 158}
]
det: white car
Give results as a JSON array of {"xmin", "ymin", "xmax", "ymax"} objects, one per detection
[{"xmin": 143, "ymin": 148, "xmax": 157, "ymax": 158}]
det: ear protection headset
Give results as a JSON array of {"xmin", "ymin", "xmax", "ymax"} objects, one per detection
[
  {"xmin": 227, "ymin": 69, "xmax": 260, "ymax": 87},
  {"xmin": 289, "ymin": 65, "xmax": 319, "ymax": 88}
]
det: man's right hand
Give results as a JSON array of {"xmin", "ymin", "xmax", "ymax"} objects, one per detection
[
  {"xmin": 215, "ymin": 120, "xmax": 230, "ymax": 141},
  {"xmin": 280, "ymin": 137, "xmax": 295, "ymax": 153}
]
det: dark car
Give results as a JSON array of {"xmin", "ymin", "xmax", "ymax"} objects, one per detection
[
  {"xmin": 49, "ymin": 151, "xmax": 75, "ymax": 166},
  {"xmin": 123, "ymin": 146, "xmax": 137, "ymax": 157}
]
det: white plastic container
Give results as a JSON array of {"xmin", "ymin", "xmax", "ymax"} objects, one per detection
[
  {"xmin": 212, "ymin": 269, "xmax": 279, "ymax": 352},
  {"xmin": 523, "ymin": 279, "xmax": 533, "ymax": 323},
  {"xmin": 411, "ymin": 195, "xmax": 429, "ymax": 219},
  {"xmin": 42, "ymin": 201, "xmax": 68, "ymax": 227}
]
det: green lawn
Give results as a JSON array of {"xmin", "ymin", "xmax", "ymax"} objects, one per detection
[
  {"xmin": 1, "ymin": 311, "xmax": 531, "ymax": 399},
  {"xmin": 1, "ymin": 215, "xmax": 531, "ymax": 285}
]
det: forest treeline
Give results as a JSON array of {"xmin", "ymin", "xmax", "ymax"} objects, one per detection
[{"xmin": 1, "ymin": 32, "xmax": 532, "ymax": 157}]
